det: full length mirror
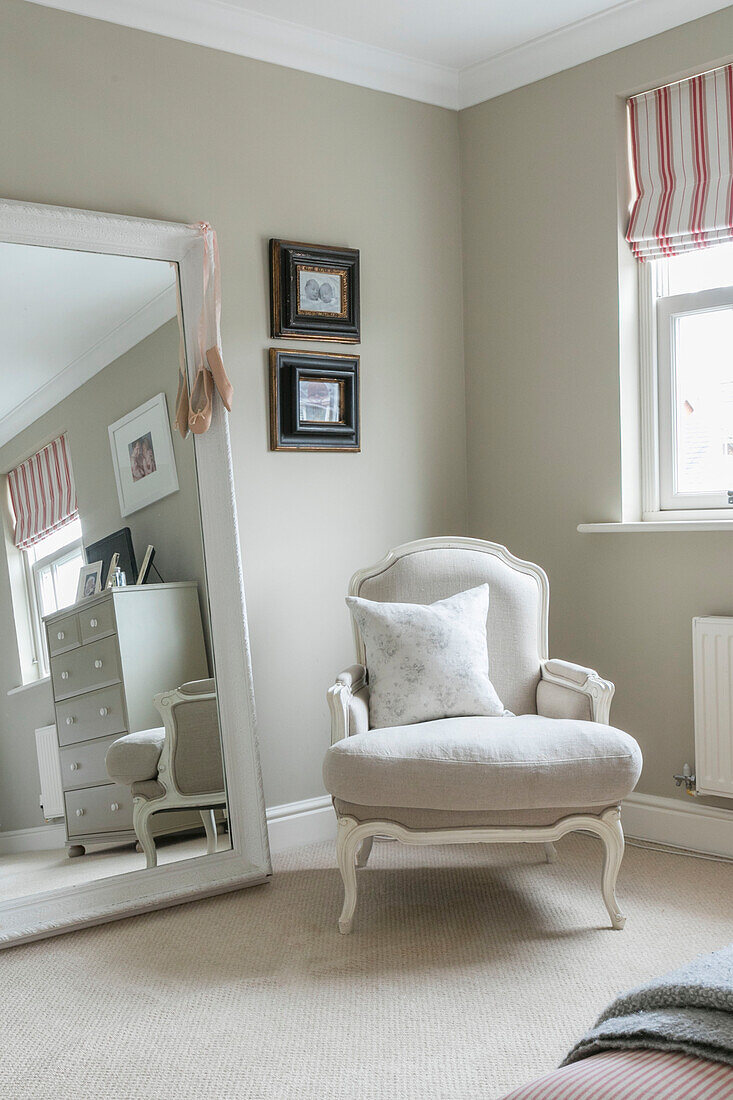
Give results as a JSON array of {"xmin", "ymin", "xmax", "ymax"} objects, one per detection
[
  {"xmin": 0, "ymin": 242, "xmax": 229, "ymax": 896},
  {"xmin": 0, "ymin": 205, "xmax": 270, "ymax": 944}
]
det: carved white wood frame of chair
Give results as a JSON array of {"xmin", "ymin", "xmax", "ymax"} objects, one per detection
[
  {"xmin": 336, "ymin": 808, "xmax": 626, "ymax": 935},
  {"xmin": 328, "ymin": 536, "xmax": 625, "ymax": 935},
  {"xmin": 133, "ymin": 685, "xmax": 227, "ymax": 870}
]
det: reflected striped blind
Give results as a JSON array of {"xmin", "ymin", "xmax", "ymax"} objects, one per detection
[{"xmin": 7, "ymin": 434, "xmax": 78, "ymax": 550}]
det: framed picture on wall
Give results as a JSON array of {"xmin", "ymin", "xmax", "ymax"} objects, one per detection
[
  {"xmin": 108, "ymin": 393, "xmax": 179, "ymax": 517},
  {"xmin": 269, "ymin": 349, "xmax": 360, "ymax": 452},
  {"xmin": 270, "ymin": 240, "xmax": 360, "ymax": 342}
]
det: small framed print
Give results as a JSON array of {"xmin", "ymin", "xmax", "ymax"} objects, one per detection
[
  {"xmin": 269, "ymin": 349, "xmax": 360, "ymax": 452},
  {"xmin": 75, "ymin": 561, "xmax": 103, "ymax": 602},
  {"xmin": 270, "ymin": 240, "xmax": 360, "ymax": 342}
]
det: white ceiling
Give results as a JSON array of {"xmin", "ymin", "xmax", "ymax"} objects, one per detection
[
  {"xmin": 24, "ymin": 0, "xmax": 733, "ymax": 108},
  {"xmin": 0, "ymin": 243, "xmax": 176, "ymax": 448}
]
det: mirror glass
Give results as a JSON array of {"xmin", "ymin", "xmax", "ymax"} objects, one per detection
[{"xmin": 0, "ymin": 241, "xmax": 231, "ymax": 904}]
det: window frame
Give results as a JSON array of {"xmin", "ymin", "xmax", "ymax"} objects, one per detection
[
  {"xmin": 639, "ymin": 261, "xmax": 733, "ymax": 520},
  {"xmin": 24, "ymin": 532, "xmax": 84, "ymax": 677}
]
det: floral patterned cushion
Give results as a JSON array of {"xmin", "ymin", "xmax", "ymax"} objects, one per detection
[{"xmin": 346, "ymin": 584, "xmax": 505, "ymax": 729}]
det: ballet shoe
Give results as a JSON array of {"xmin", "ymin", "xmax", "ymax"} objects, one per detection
[
  {"xmin": 188, "ymin": 366, "xmax": 214, "ymax": 434},
  {"xmin": 206, "ymin": 346, "xmax": 233, "ymax": 412}
]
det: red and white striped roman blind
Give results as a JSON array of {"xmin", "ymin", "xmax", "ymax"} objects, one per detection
[
  {"xmin": 7, "ymin": 435, "xmax": 78, "ymax": 550},
  {"xmin": 627, "ymin": 64, "xmax": 733, "ymax": 261}
]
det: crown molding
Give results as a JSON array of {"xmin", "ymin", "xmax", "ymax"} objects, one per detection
[
  {"xmin": 0, "ymin": 284, "xmax": 176, "ymax": 449},
  {"xmin": 22, "ymin": 0, "xmax": 460, "ymax": 109},
  {"xmin": 22, "ymin": 0, "xmax": 733, "ymax": 111},
  {"xmin": 459, "ymin": 0, "xmax": 731, "ymax": 108}
]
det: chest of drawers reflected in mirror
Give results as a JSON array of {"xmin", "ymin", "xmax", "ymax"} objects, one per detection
[{"xmin": 45, "ymin": 582, "xmax": 208, "ymax": 856}]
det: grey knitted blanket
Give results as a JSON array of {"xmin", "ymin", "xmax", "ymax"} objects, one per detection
[{"xmin": 563, "ymin": 943, "xmax": 733, "ymax": 1068}]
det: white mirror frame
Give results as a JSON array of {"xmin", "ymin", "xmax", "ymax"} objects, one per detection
[{"xmin": 0, "ymin": 197, "xmax": 271, "ymax": 947}]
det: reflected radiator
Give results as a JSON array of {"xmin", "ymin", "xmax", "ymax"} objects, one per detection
[
  {"xmin": 35, "ymin": 724, "xmax": 64, "ymax": 820},
  {"xmin": 693, "ymin": 618, "xmax": 733, "ymax": 799}
]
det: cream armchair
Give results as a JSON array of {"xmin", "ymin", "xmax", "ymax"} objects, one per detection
[
  {"xmin": 323, "ymin": 538, "xmax": 642, "ymax": 934},
  {"xmin": 106, "ymin": 679, "xmax": 226, "ymax": 868}
]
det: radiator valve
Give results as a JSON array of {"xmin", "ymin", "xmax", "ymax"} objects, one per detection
[{"xmin": 673, "ymin": 763, "xmax": 697, "ymax": 795}]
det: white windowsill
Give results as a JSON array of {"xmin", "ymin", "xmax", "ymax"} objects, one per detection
[
  {"xmin": 7, "ymin": 675, "xmax": 51, "ymax": 696},
  {"xmin": 578, "ymin": 520, "xmax": 733, "ymax": 533}
]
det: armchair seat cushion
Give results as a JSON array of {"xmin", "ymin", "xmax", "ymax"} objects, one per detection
[
  {"xmin": 323, "ymin": 715, "xmax": 642, "ymax": 812},
  {"xmin": 105, "ymin": 727, "xmax": 166, "ymax": 786}
]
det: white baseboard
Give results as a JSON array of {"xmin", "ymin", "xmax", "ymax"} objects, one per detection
[
  {"xmin": 0, "ymin": 822, "xmax": 66, "ymax": 855},
  {"xmin": 266, "ymin": 795, "xmax": 335, "ymax": 855},
  {"xmin": 623, "ymin": 792, "xmax": 733, "ymax": 859}
]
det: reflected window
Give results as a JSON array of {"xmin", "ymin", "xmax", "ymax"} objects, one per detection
[{"xmin": 23, "ymin": 517, "xmax": 84, "ymax": 675}]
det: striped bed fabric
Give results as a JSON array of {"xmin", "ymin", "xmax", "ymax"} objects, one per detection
[
  {"xmin": 7, "ymin": 434, "xmax": 78, "ymax": 550},
  {"xmin": 501, "ymin": 1049, "xmax": 733, "ymax": 1099},
  {"xmin": 627, "ymin": 64, "xmax": 733, "ymax": 261}
]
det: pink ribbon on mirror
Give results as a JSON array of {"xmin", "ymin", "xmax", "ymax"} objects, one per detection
[{"xmin": 184, "ymin": 222, "xmax": 234, "ymax": 436}]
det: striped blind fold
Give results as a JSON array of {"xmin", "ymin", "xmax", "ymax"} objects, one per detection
[
  {"xmin": 7, "ymin": 435, "xmax": 78, "ymax": 550},
  {"xmin": 627, "ymin": 64, "xmax": 733, "ymax": 261}
]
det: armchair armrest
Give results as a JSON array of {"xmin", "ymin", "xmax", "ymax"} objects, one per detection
[
  {"xmin": 537, "ymin": 659, "xmax": 615, "ymax": 724},
  {"xmin": 327, "ymin": 664, "xmax": 369, "ymax": 744}
]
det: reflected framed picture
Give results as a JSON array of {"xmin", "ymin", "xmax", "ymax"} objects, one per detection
[
  {"xmin": 75, "ymin": 561, "xmax": 103, "ymax": 602},
  {"xmin": 269, "ymin": 349, "xmax": 360, "ymax": 451},
  {"xmin": 108, "ymin": 393, "xmax": 179, "ymax": 517},
  {"xmin": 270, "ymin": 240, "xmax": 360, "ymax": 342}
]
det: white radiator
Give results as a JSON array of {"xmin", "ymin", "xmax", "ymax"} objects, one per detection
[
  {"xmin": 35, "ymin": 724, "xmax": 64, "ymax": 820},
  {"xmin": 693, "ymin": 617, "xmax": 733, "ymax": 799}
]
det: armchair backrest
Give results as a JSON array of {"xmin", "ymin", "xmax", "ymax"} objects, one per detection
[
  {"xmin": 154, "ymin": 683, "xmax": 224, "ymax": 796},
  {"xmin": 350, "ymin": 537, "xmax": 549, "ymax": 718}
]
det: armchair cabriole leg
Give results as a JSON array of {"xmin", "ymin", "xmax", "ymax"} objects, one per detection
[
  {"xmin": 543, "ymin": 842, "xmax": 558, "ymax": 863},
  {"xmin": 201, "ymin": 809, "xmax": 217, "ymax": 854},
  {"xmin": 356, "ymin": 835, "xmax": 374, "ymax": 868},
  {"xmin": 598, "ymin": 807, "xmax": 626, "ymax": 930},
  {"xmin": 336, "ymin": 818, "xmax": 361, "ymax": 934},
  {"xmin": 133, "ymin": 798, "xmax": 157, "ymax": 870}
]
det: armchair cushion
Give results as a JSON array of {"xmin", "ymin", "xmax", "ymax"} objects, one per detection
[
  {"xmin": 323, "ymin": 715, "xmax": 642, "ymax": 811},
  {"xmin": 105, "ymin": 727, "xmax": 165, "ymax": 786},
  {"xmin": 346, "ymin": 584, "xmax": 504, "ymax": 729}
]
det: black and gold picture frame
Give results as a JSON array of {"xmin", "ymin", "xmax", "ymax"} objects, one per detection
[
  {"xmin": 269, "ymin": 349, "xmax": 360, "ymax": 452},
  {"xmin": 270, "ymin": 240, "xmax": 360, "ymax": 342}
]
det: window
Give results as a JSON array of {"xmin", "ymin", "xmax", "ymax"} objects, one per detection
[
  {"xmin": 23, "ymin": 517, "xmax": 84, "ymax": 676},
  {"xmin": 642, "ymin": 244, "xmax": 733, "ymax": 516}
]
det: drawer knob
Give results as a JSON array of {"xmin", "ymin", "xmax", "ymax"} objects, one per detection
[
  {"xmin": 76, "ymin": 808, "xmax": 85, "ymax": 817},
  {"xmin": 61, "ymin": 671, "xmax": 69, "ymax": 681},
  {"xmin": 69, "ymin": 762, "xmax": 78, "ymax": 771},
  {"xmin": 110, "ymin": 802, "xmax": 120, "ymax": 812},
  {"xmin": 57, "ymin": 631, "xmax": 65, "ymax": 641},
  {"xmin": 90, "ymin": 618, "xmax": 98, "ymax": 628},
  {"xmin": 94, "ymin": 659, "xmax": 103, "ymax": 669},
  {"xmin": 99, "ymin": 706, "xmax": 109, "ymax": 717},
  {"xmin": 66, "ymin": 716, "xmax": 75, "ymax": 726}
]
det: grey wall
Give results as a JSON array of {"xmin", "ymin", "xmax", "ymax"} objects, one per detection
[
  {"xmin": 459, "ymin": 9, "xmax": 733, "ymax": 807},
  {"xmin": 0, "ymin": 319, "xmax": 207, "ymax": 831},
  {"xmin": 0, "ymin": 0, "xmax": 467, "ymax": 813}
]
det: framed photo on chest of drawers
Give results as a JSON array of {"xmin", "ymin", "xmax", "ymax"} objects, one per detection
[{"xmin": 0, "ymin": 198, "xmax": 271, "ymax": 949}]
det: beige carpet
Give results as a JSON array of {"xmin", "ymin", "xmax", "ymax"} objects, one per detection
[{"xmin": 1, "ymin": 833, "xmax": 731, "ymax": 1099}]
